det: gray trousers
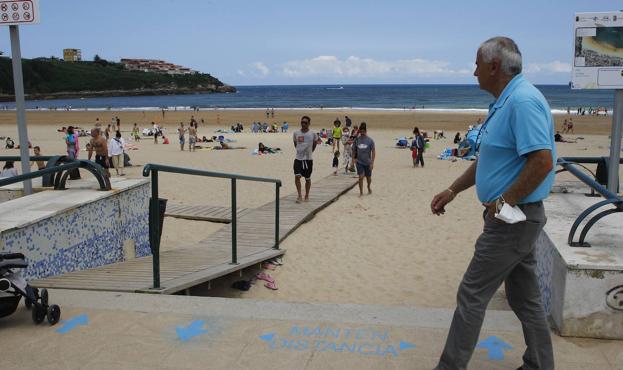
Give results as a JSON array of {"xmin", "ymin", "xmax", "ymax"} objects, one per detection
[{"xmin": 435, "ymin": 202, "xmax": 554, "ymax": 370}]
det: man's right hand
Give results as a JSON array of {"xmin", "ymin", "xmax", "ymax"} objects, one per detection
[{"xmin": 431, "ymin": 189, "xmax": 455, "ymax": 216}]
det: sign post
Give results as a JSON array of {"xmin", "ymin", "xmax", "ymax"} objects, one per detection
[
  {"xmin": 611, "ymin": 90, "xmax": 623, "ymax": 191},
  {"xmin": 1, "ymin": 0, "xmax": 40, "ymax": 195},
  {"xmin": 572, "ymin": 11, "xmax": 623, "ymax": 193}
]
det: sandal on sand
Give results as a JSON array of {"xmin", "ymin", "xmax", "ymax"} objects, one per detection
[
  {"xmin": 264, "ymin": 281, "xmax": 278, "ymax": 290},
  {"xmin": 256, "ymin": 272, "xmax": 275, "ymax": 284},
  {"xmin": 270, "ymin": 257, "xmax": 283, "ymax": 266},
  {"xmin": 262, "ymin": 262, "xmax": 277, "ymax": 271}
]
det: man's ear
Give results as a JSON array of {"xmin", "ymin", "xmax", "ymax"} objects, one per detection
[{"xmin": 490, "ymin": 58, "xmax": 501, "ymax": 76}]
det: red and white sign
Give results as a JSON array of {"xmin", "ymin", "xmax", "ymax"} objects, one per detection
[{"xmin": 0, "ymin": 0, "xmax": 39, "ymax": 26}]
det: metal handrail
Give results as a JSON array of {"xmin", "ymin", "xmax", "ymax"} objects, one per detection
[
  {"xmin": 0, "ymin": 156, "xmax": 111, "ymax": 190},
  {"xmin": 142, "ymin": 163, "xmax": 282, "ymax": 290},
  {"xmin": 557, "ymin": 157, "xmax": 623, "ymax": 247}
]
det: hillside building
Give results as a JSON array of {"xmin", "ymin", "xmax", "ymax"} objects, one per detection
[
  {"xmin": 120, "ymin": 58, "xmax": 198, "ymax": 75},
  {"xmin": 63, "ymin": 48, "xmax": 82, "ymax": 62}
]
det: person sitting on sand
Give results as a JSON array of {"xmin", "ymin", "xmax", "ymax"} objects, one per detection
[
  {"xmin": 555, "ymin": 131, "xmax": 576, "ymax": 143},
  {"xmin": 258, "ymin": 142, "xmax": 281, "ymax": 154},
  {"xmin": 5, "ymin": 137, "xmax": 14, "ymax": 149},
  {"xmin": 162, "ymin": 136, "xmax": 170, "ymax": 144},
  {"xmin": 454, "ymin": 132, "xmax": 461, "ymax": 144}
]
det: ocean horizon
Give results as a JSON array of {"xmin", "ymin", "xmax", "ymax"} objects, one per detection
[{"xmin": 0, "ymin": 84, "xmax": 614, "ymax": 114}]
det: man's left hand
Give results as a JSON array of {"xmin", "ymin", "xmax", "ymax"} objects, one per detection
[{"xmin": 483, "ymin": 201, "xmax": 497, "ymax": 219}]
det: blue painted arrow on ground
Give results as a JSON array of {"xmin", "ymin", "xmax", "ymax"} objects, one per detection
[
  {"xmin": 476, "ymin": 336, "xmax": 512, "ymax": 360},
  {"xmin": 259, "ymin": 333, "xmax": 275, "ymax": 342},
  {"xmin": 399, "ymin": 341, "xmax": 416, "ymax": 351},
  {"xmin": 176, "ymin": 320, "xmax": 209, "ymax": 342},
  {"xmin": 56, "ymin": 314, "xmax": 89, "ymax": 334}
]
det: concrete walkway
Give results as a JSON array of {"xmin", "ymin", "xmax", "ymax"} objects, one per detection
[{"xmin": 0, "ymin": 290, "xmax": 620, "ymax": 370}]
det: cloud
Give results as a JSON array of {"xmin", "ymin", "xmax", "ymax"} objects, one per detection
[
  {"xmin": 252, "ymin": 62, "xmax": 270, "ymax": 76},
  {"xmin": 524, "ymin": 61, "xmax": 571, "ymax": 74},
  {"xmin": 280, "ymin": 55, "xmax": 471, "ymax": 78}
]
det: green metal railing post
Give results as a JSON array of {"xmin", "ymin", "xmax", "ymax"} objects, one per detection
[
  {"xmin": 231, "ymin": 178, "xmax": 238, "ymax": 264},
  {"xmin": 149, "ymin": 170, "xmax": 161, "ymax": 288},
  {"xmin": 274, "ymin": 183, "xmax": 280, "ymax": 249},
  {"xmin": 142, "ymin": 163, "xmax": 281, "ymax": 273}
]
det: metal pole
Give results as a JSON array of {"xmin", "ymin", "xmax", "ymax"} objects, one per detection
[
  {"xmin": 9, "ymin": 25, "xmax": 32, "ymax": 195},
  {"xmin": 150, "ymin": 170, "xmax": 160, "ymax": 288},
  {"xmin": 609, "ymin": 90, "xmax": 623, "ymax": 193},
  {"xmin": 274, "ymin": 184, "xmax": 280, "ymax": 249},
  {"xmin": 231, "ymin": 178, "xmax": 238, "ymax": 264}
]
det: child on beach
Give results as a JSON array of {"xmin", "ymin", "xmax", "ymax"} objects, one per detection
[
  {"xmin": 332, "ymin": 151, "xmax": 339, "ymax": 175},
  {"xmin": 332, "ymin": 119, "xmax": 342, "ymax": 153},
  {"xmin": 411, "ymin": 127, "xmax": 425, "ymax": 168},
  {"xmin": 342, "ymin": 136, "xmax": 353, "ymax": 173},
  {"xmin": 132, "ymin": 123, "xmax": 141, "ymax": 141}
]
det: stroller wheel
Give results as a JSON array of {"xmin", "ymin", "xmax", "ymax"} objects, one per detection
[
  {"xmin": 47, "ymin": 305, "xmax": 61, "ymax": 325},
  {"xmin": 40, "ymin": 288, "xmax": 49, "ymax": 306},
  {"xmin": 24, "ymin": 286, "xmax": 38, "ymax": 309},
  {"xmin": 32, "ymin": 305, "xmax": 46, "ymax": 324}
]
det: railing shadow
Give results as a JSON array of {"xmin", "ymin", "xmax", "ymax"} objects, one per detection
[{"xmin": 556, "ymin": 157, "xmax": 622, "ymax": 247}]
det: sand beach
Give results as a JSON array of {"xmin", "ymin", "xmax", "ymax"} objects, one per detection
[{"xmin": 0, "ymin": 109, "xmax": 616, "ymax": 310}]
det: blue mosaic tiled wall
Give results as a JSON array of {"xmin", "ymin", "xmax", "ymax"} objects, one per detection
[{"xmin": 0, "ymin": 183, "xmax": 150, "ymax": 280}]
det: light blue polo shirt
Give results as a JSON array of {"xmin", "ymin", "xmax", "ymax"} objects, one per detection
[{"xmin": 475, "ymin": 74, "xmax": 556, "ymax": 204}]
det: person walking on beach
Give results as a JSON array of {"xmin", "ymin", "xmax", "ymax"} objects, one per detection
[
  {"xmin": 66, "ymin": 126, "xmax": 78, "ymax": 160},
  {"xmin": 430, "ymin": 37, "xmax": 555, "ymax": 370},
  {"xmin": 132, "ymin": 123, "xmax": 141, "ymax": 141},
  {"xmin": 88, "ymin": 128, "xmax": 111, "ymax": 179},
  {"xmin": 188, "ymin": 122, "xmax": 197, "ymax": 152},
  {"xmin": 412, "ymin": 127, "xmax": 425, "ymax": 168},
  {"xmin": 352, "ymin": 122, "xmax": 375, "ymax": 196},
  {"xmin": 293, "ymin": 116, "xmax": 318, "ymax": 203},
  {"xmin": 152, "ymin": 122, "xmax": 160, "ymax": 144},
  {"xmin": 109, "ymin": 130, "xmax": 125, "ymax": 176},
  {"xmin": 178, "ymin": 122, "xmax": 186, "ymax": 151},
  {"xmin": 31, "ymin": 146, "xmax": 45, "ymax": 170},
  {"xmin": 332, "ymin": 118, "xmax": 342, "ymax": 153}
]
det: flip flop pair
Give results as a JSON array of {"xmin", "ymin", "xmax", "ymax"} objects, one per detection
[
  {"xmin": 264, "ymin": 281, "xmax": 278, "ymax": 290},
  {"xmin": 256, "ymin": 272, "xmax": 274, "ymax": 284}
]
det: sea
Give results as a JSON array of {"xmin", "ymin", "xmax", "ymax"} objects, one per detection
[{"xmin": 0, "ymin": 84, "xmax": 614, "ymax": 114}]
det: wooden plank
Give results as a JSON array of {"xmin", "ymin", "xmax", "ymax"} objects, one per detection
[{"xmin": 137, "ymin": 249, "xmax": 286, "ymax": 294}]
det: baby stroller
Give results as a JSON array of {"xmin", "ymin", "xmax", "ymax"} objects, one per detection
[{"xmin": 0, "ymin": 252, "xmax": 61, "ymax": 325}]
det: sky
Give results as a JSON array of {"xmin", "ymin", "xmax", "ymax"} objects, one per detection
[{"xmin": 0, "ymin": 0, "xmax": 618, "ymax": 86}]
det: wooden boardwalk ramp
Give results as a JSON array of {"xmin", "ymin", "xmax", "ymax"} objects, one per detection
[
  {"xmin": 31, "ymin": 174, "xmax": 358, "ymax": 295},
  {"xmin": 165, "ymin": 204, "xmax": 251, "ymax": 223}
]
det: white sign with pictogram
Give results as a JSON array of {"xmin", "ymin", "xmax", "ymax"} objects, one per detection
[{"xmin": 0, "ymin": 0, "xmax": 39, "ymax": 26}]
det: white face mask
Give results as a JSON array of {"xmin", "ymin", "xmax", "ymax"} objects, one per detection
[{"xmin": 495, "ymin": 203, "xmax": 526, "ymax": 224}]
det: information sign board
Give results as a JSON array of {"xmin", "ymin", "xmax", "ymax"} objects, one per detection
[{"xmin": 572, "ymin": 12, "xmax": 623, "ymax": 89}]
